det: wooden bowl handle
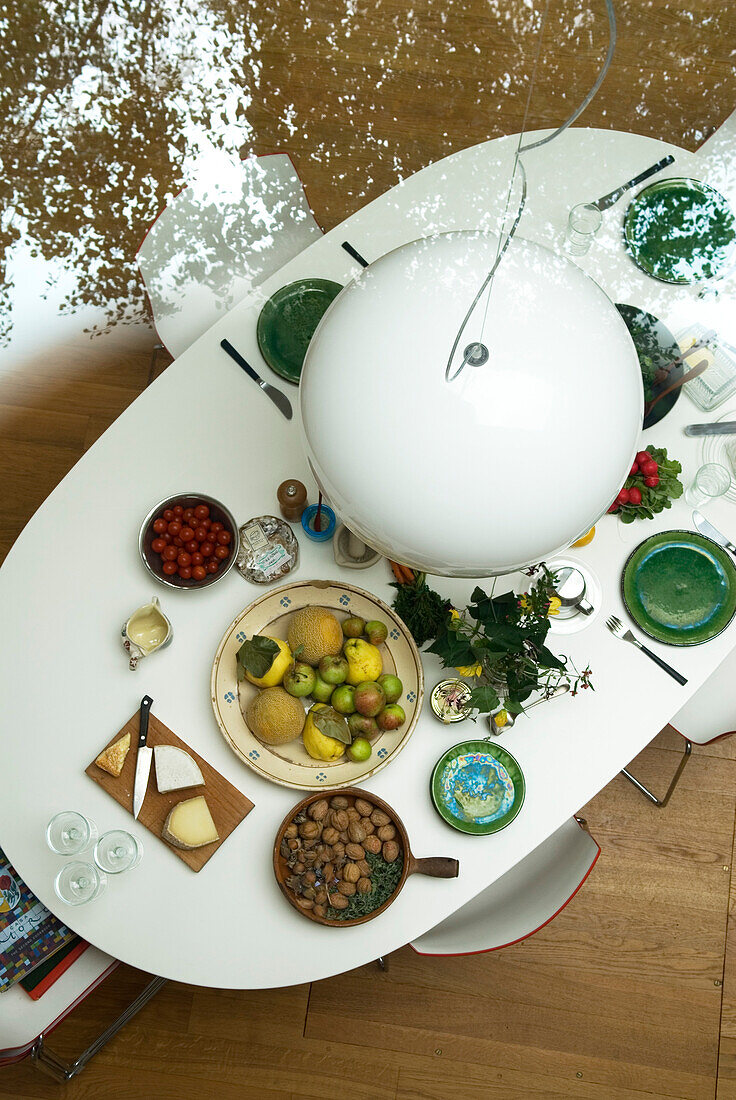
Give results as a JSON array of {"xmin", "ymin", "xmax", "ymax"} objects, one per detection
[{"xmin": 409, "ymin": 856, "xmax": 459, "ymax": 879}]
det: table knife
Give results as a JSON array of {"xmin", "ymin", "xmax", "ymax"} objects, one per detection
[
  {"xmin": 593, "ymin": 154, "xmax": 675, "ymax": 211},
  {"xmin": 685, "ymin": 422, "xmax": 736, "ymax": 436},
  {"xmin": 220, "ymin": 339, "xmax": 293, "ymax": 421},
  {"xmin": 693, "ymin": 511, "xmax": 736, "ymax": 556},
  {"xmin": 132, "ymin": 695, "xmax": 153, "ymax": 820}
]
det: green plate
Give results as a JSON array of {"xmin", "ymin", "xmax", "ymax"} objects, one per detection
[
  {"xmin": 615, "ymin": 303, "xmax": 682, "ymax": 428},
  {"xmin": 622, "ymin": 530, "xmax": 736, "ymax": 646},
  {"xmin": 257, "ymin": 278, "xmax": 343, "ymax": 383},
  {"xmin": 430, "ymin": 740, "xmax": 525, "ymax": 835},
  {"xmin": 623, "ymin": 177, "xmax": 735, "ymax": 285}
]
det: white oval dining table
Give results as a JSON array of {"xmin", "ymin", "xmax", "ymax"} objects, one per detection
[{"xmin": 1, "ymin": 126, "xmax": 735, "ymax": 989}]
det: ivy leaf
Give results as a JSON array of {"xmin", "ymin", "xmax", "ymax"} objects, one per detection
[
  {"xmin": 312, "ymin": 706, "xmax": 352, "ymax": 744},
  {"xmin": 532, "ymin": 643, "xmax": 566, "ymax": 671},
  {"xmin": 236, "ymin": 635, "xmax": 279, "ymax": 680},
  {"xmin": 468, "ymin": 684, "xmax": 501, "ymax": 714}
]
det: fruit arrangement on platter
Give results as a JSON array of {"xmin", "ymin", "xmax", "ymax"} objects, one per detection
[
  {"xmin": 238, "ymin": 606, "xmax": 406, "ymax": 765},
  {"xmin": 607, "ymin": 445, "xmax": 683, "ymax": 522}
]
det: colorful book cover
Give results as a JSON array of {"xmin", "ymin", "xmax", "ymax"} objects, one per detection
[
  {"xmin": 0, "ymin": 846, "xmax": 76, "ymax": 992},
  {"xmin": 19, "ymin": 937, "xmax": 89, "ymax": 1000}
]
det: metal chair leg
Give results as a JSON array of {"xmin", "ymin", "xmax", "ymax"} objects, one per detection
[
  {"xmin": 620, "ymin": 740, "xmax": 692, "ymax": 807},
  {"xmin": 377, "ymin": 956, "xmax": 388, "ymax": 971},
  {"xmin": 31, "ymin": 975, "xmax": 167, "ymax": 1081},
  {"xmin": 147, "ymin": 342, "xmax": 166, "ymax": 387}
]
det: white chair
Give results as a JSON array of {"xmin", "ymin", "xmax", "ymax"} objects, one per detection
[
  {"xmin": 410, "ymin": 817, "xmax": 599, "ymax": 956},
  {"xmin": 0, "ymin": 947, "xmax": 165, "ymax": 1081}
]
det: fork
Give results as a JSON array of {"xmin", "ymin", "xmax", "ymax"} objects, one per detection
[{"xmin": 606, "ymin": 616, "xmax": 688, "ymax": 685}]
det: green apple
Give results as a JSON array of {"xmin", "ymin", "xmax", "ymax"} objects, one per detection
[
  {"xmin": 347, "ymin": 737, "xmax": 372, "ymax": 763},
  {"xmin": 318, "ymin": 654, "xmax": 349, "ymax": 685},
  {"xmin": 353, "ymin": 681, "xmax": 386, "ymax": 717},
  {"xmin": 282, "ymin": 661, "xmax": 316, "ymax": 698},
  {"xmin": 364, "ymin": 619, "xmax": 388, "ymax": 646},
  {"xmin": 331, "ymin": 684, "xmax": 356, "ymax": 714},
  {"xmin": 310, "ymin": 673, "xmax": 334, "ymax": 703},
  {"xmin": 377, "ymin": 703, "xmax": 406, "ymax": 731},
  {"xmin": 341, "ymin": 615, "xmax": 366, "ymax": 639},
  {"xmin": 377, "ymin": 673, "xmax": 403, "ymax": 704}
]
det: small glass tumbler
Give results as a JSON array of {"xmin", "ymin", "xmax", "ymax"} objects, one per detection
[
  {"xmin": 301, "ymin": 503, "xmax": 336, "ymax": 542},
  {"xmin": 94, "ymin": 830, "xmax": 142, "ymax": 874},
  {"xmin": 54, "ymin": 861, "xmax": 106, "ymax": 905},
  {"xmin": 46, "ymin": 811, "xmax": 97, "ymax": 856},
  {"xmin": 685, "ymin": 462, "xmax": 731, "ymax": 507},
  {"xmin": 565, "ymin": 203, "xmax": 602, "ymax": 256}
]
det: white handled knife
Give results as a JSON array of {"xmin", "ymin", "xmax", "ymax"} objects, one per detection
[
  {"xmin": 132, "ymin": 695, "xmax": 153, "ymax": 820},
  {"xmin": 692, "ymin": 511, "xmax": 736, "ymax": 556}
]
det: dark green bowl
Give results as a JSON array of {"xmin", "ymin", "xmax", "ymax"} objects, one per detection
[
  {"xmin": 257, "ymin": 278, "xmax": 343, "ymax": 383},
  {"xmin": 430, "ymin": 740, "xmax": 525, "ymax": 835}
]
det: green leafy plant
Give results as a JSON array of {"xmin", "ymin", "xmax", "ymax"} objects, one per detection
[
  {"xmin": 610, "ymin": 444, "xmax": 683, "ymax": 523},
  {"xmin": 389, "ymin": 567, "xmax": 451, "ymax": 645},
  {"xmin": 426, "ymin": 565, "xmax": 593, "ymax": 718}
]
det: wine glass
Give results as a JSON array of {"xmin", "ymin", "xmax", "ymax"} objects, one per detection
[
  {"xmin": 54, "ymin": 862, "xmax": 106, "ymax": 905},
  {"xmin": 46, "ymin": 811, "xmax": 97, "ymax": 856},
  {"xmin": 93, "ymin": 830, "xmax": 142, "ymax": 874}
]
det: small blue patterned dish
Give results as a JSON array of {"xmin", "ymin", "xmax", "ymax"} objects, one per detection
[{"xmin": 431, "ymin": 740, "xmax": 525, "ymax": 834}]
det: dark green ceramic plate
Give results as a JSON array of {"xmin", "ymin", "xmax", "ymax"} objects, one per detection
[
  {"xmin": 257, "ymin": 278, "xmax": 343, "ymax": 383},
  {"xmin": 430, "ymin": 740, "xmax": 525, "ymax": 835},
  {"xmin": 622, "ymin": 530, "xmax": 736, "ymax": 646},
  {"xmin": 623, "ymin": 177, "xmax": 735, "ymax": 285},
  {"xmin": 615, "ymin": 303, "xmax": 681, "ymax": 429}
]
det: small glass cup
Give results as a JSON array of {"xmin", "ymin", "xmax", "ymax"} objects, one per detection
[
  {"xmin": 94, "ymin": 830, "xmax": 142, "ymax": 874},
  {"xmin": 54, "ymin": 861, "xmax": 106, "ymax": 905},
  {"xmin": 685, "ymin": 462, "xmax": 731, "ymax": 507},
  {"xmin": 46, "ymin": 811, "xmax": 97, "ymax": 856},
  {"xmin": 565, "ymin": 203, "xmax": 602, "ymax": 256},
  {"xmin": 301, "ymin": 503, "xmax": 336, "ymax": 542}
]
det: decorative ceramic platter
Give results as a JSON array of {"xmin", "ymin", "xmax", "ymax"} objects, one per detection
[
  {"xmin": 430, "ymin": 740, "xmax": 525, "ymax": 835},
  {"xmin": 211, "ymin": 579, "xmax": 423, "ymax": 790},
  {"xmin": 615, "ymin": 303, "xmax": 681, "ymax": 428},
  {"xmin": 257, "ymin": 278, "xmax": 343, "ymax": 383},
  {"xmin": 622, "ymin": 530, "xmax": 736, "ymax": 646},
  {"xmin": 623, "ymin": 177, "xmax": 735, "ymax": 285}
]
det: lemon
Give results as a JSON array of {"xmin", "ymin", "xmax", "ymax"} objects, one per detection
[
  {"xmin": 572, "ymin": 526, "xmax": 595, "ymax": 548},
  {"xmin": 343, "ymin": 638, "xmax": 383, "ymax": 685},
  {"xmin": 244, "ymin": 637, "xmax": 293, "ymax": 688},
  {"xmin": 302, "ymin": 703, "xmax": 346, "ymax": 761}
]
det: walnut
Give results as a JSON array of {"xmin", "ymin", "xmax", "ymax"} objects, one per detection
[
  {"xmin": 357, "ymin": 859, "xmax": 372, "ymax": 877},
  {"xmin": 332, "ymin": 842, "xmax": 345, "ymax": 859},
  {"xmin": 321, "ymin": 845, "xmax": 334, "ymax": 862},
  {"xmin": 284, "ymin": 823, "xmax": 298, "ymax": 838},
  {"xmin": 355, "ymin": 798, "xmax": 374, "ymax": 817},
  {"xmin": 382, "ymin": 840, "xmax": 400, "ymax": 862},
  {"xmin": 315, "ymin": 887, "xmax": 328, "ymax": 905},
  {"xmin": 371, "ymin": 809, "xmax": 391, "ymax": 827},
  {"xmin": 360, "ymin": 818, "xmax": 375, "ymax": 835},
  {"xmin": 357, "ymin": 877, "xmax": 372, "ymax": 895},
  {"xmin": 322, "ymin": 827, "xmax": 340, "ymax": 845},
  {"xmin": 313, "ymin": 903, "xmax": 327, "ymax": 918},
  {"xmin": 308, "ymin": 799, "xmax": 329, "ymax": 822},
  {"xmin": 330, "ymin": 809, "xmax": 350, "ymax": 831},
  {"xmin": 299, "ymin": 820, "xmax": 321, "ymax": 840},
  {"xmin": 302, "ymin": 885, "xmax": 316, "ymax": 900},
  {"xmin": 377, "ymin": 824, "xmax": 396, "ymax": 842},
  {"xmin": 323, "ymin": 862, "xmax": 335, "ymax": 882},
  {"xmin": 347, "ymin": 807, "xmax": 360, "ymax": 822},
  {"xmin": 287, "ymin": 837, "xmax": 299, "ymax": 851},
  {"xmin": 293, "ymin": 862, "xmax": 305, "ymax": 874},
  {"xmin": 303, "ymin": 870, "xmax": 316, "ymax": 885},
  {"xmin": 343, "ymin": 862, "xmax": 360, "ymax": 883},
  {"xmin": 338, "ymin": 880, "xmax": 356, "ymax": 897},
  {"xmin": 302, "ymin": 850, "xmax": 318, "ymax": 865},
  {"xmin": 363, "ymin": 835, "xmax": 381, "ymax": 855},
  {"xmin": 296, "ymin": 896, "xmax": 314, "ymax": 909},
  {"xmin": 330, "ymin": 796, "xmax": 349, "ymax": 809},
  {"xmin": 348, "ymin": 822, "xmax": 366, "ymax": 843},
  {"xmin": 345, "ymin": 842, "xmax": 365, "ymax": 860},
  {"xmin": 330, "ymin": 893, "xmax": 349, "ymax": 910},
  {"xmin": 313, "ymin": 845, "xmax": 328, "ymax": 864}
]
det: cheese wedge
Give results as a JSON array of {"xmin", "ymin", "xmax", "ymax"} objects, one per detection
[
  {"xmin": 154, "ymin": 745, "xmax": 205, "ymax": 793},
  {"xmin": 94, "ymin": 733, "xmax": 131, "ymax": 777},
  {"xmin": 162, "ymin": 796, "xmax": 219, "ymax": 850}
]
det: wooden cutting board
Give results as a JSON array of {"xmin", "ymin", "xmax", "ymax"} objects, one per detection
[{"xmin": 86, "ymin": 709, "xmax": 254, "ymax": 872}]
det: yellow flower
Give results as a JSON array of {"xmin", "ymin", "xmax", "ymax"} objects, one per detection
[
  {"xmin": 494, "ymin": 709, "xmax": 509, "ymax": 727},
  {"xmin": 547, "ymin": 596, "xmax": 561, "ymax": 617},
  {"xmin": 449, "ymin": 609, "xmax": 482, "ymax": 677}
]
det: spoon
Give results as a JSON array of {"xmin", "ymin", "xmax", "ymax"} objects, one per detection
[
  {"xmin": 554, "ymin": 566, "xmax": 594, "ymax": 615},
  {"xmin": 644, "ymin": 358, "xmax": 709, "ymax": 418}
]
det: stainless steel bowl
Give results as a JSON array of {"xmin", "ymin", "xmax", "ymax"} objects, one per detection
[{"xmin": 138, "ymin": 492, "xmax": 238, "ymax": 591}]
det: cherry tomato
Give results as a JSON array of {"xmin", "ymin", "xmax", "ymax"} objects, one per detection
[
  {"xmin": 151, "ymin": 537, "xmax": 166, "ymax": 553},
  {"xmin": 616, "ymin": 488, "xmax": 630, "ymax": 505},
  {"xmin": 636, "ymin": 451, "xmax": 652, "ymax": 467},
  {"xmin": 163, "ymin": 509, "xmax": 174, "ymax": 521},
  {"xmin": 153, "ymin": 518, "xmax": 168, "ymax": 534},
  {"xmin": 216, "ymin": 530, "xmax": 232, "ymax": 545},
  {"xmin": 195, "ymin": 504, "xmax": 210, "ymax": 519},
  {"xmin": 173, "ymin": 505, "xmax": 183, "ymax": 517},
  {"xmin": 162, "ymin": 532, "xmax": 172, "ymax": 544},
  {"xmin": 201, "ymin": 517, "xmax": 211, "ymax": 529},
  {"xmin": 186, "ymin": 539, "xmax": 199, "ymax": 554},
  {"xmin": 190, "ymin": 552, "xmax": 203, "ymax": 565},
  {"xmin": 168, "ymin": 521, "xmax": 181, "ymax": 536},
  {"xmin": 192, "ymin": 565, "xmax": 207, "ymax": 581},
  {"xmin": 180, "ymin": 526, "xmax": 195, "ymax": 542},
  {"xmin": 215, "ymin": 545, "xmax": 229, "ymax": 560},
  {"xmin": 183, "ymin": 509, "xmax": 195, "ymax": 523},
  {"xmin": 210, "ymin": 521, "xmax": 222, "ymax": 534},
  {"xmin": 162, "ymin": 545, "xmax": 178, "ymax": 561},
  {"xmin": 628, "ymin": 487, "xmax": 642, "ymax": 505},
  {"xmin": 178, "ymin": 566, "xmax": 192, "ymax": 580},
  {"xmin": 173, "ymin": 536, "xmax": 184, "ymax": 548},
  {"xmin": 630, "ymin": 462, "xmax": 639, "ymax": 476},
  {"xmin": 194, "ymin": 526, "xmax": 208, "ymax": 542},
  {"xmin": 177, "ymin": 552, "xmax": 192, "ymax": 567},
  {"xmin": 162, "ymin": 560, "xmax": 178, "ymax": 575},
  {"xmin": 641, "ymin": 459, "xmax": 658, "ymax": 477},
  {"xmin": 200, "ymin": 541, "xmax": 214, "ymax": 557},
  {"xmin": 206, "ymin": 560, "xmax": 219, "ymax": 574},
  {"xmin": 644, "ymin": 474, "xmax": 659, "ymax": 488}
]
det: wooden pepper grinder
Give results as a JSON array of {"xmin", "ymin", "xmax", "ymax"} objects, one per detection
[{"xmin": 277, "ymin": 479, "xmax": 308, "ymax": 522}]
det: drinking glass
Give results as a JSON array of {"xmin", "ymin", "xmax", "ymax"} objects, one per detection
[
  {"xmin": 94, "ymin": 830, "xmax": 142, "ymax": 874},
  {"xmin": 46, "ymin": 811, "xmax": 97, "ymax": 856},
  {"xmin": 564, "ymin": 203, "xmax": 602, "ymax": 256},
  {"xmin": 684, "ymin": 462, "xmax": 731, "ymax": 507},
  {"xmin": 54, "ymin": 861, "xmax": 106, "ymax": 905}
]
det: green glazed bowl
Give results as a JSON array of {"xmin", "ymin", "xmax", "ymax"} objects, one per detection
[
  {"xmin": 430, "ymin": 740, "xmax": 525, "ymax": 835},
  {"xmin": 257, "ymin": 278, "xmax": 343, "ymax": 383},
  {"xmin": 622, "ymin": 530, "xmax": 736, "ymax": 646},
  {"xmin": 623, "ymin": 177, "xmax": 735, "ymax": 285}
]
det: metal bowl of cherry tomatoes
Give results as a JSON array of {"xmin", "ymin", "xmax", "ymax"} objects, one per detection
[{"xmin": 138, "ymin": 493, "xmax": 238, "ymax": 590}]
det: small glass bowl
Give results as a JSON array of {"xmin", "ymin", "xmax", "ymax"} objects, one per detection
[{"xmin": 301, "ymin": 504, "xmax": 336, "ymax": 542}]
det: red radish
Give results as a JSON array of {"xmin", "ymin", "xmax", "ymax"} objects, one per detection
[
  {"xmin": 630, "ymin": 461, "xmax": 639, "ymax": 475},
  {"xmin": 628, "ymin": 486, "xmax": 642, "ymax": 505},
  {"xmin": 644, "ymin": 474, "xmax": 659, "ymax": 488},
  {"xmin": 607, "ymin": 502, "xmax": 619, "ymax": 513},
  {"xmin": 617, "ymin": 488, "xmax": 630, "ymax": 505},
  {"xmin": 636, "ymin": 450, "xmax": 652, "ymax": 466},
  {"xmin": 641, "ymin": 459, "xmax": 658, "ymax": 477}
]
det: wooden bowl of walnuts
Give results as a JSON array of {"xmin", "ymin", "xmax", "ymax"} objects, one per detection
[{"xmin": 273, "ymin": 787, "xmax": 459, "ymax": 927}]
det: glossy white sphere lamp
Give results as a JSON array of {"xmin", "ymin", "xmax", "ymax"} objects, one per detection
[{"xmin": 299, "ymin": 230, "xmax": 642, "ymax": 577}]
